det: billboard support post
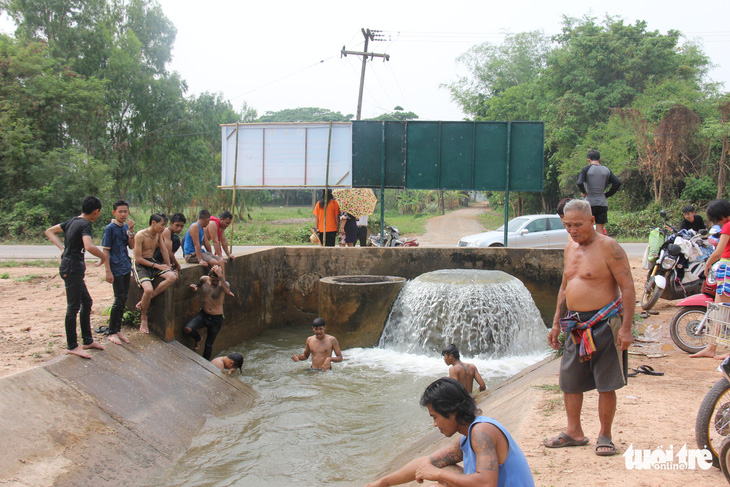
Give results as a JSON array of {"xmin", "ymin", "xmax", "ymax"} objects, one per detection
[
  {"xmin": 323, "ymin": 122, "xmax": 333, "ymax": 245},
  {"xmin": 230, "ymin": 122, "xmax": 240, "ymax": 254},
  {"xmin": 503, "ymin": 122, "xmax": 512, "ymax": 247},
  {"xmin": 380, "ymin": 121, "xmax": 386, "ymax": 241}
]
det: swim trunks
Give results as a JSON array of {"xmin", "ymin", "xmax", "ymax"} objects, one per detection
[
  {"xmin": 559, "ymin": 312, "xmax": 627, "ymax": 393},
  {"xmin": 590, "ymin": 205, "xmax": 608, "ymax": 225},
  {"xmin": 716, "ymin": 259, "xmax": 730, "ymax": 297},
  {"xmin": 132, "ymin": 259, "xmax": 169, "ymax": 285}
]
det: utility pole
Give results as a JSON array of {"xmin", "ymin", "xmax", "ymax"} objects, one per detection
[{"xmin": 341, "ymin": 28, "xmax": 390, "ymax": 120}]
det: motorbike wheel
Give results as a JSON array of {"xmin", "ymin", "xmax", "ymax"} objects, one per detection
[
  {"xmin": 640, "ymin": 276, "xmax": 663, "ymax": 310},
  {"xmin": 669, "ymin": 306, "xmax": 710, "ymax": 354},
  {"xmin": 696, "ymin": 377, "xmax": 730, "ymax": 468},
  {"xmin": 720, "ymin": 437, "xmax": 730, "ymax": 481}
]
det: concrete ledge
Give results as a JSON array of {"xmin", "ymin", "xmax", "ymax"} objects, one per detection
[{"xmin": 0, "ymin": 335, "xmax": 257, "ymax": 487}]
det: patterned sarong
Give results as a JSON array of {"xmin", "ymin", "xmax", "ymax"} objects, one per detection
[{"xmin": 560, "ymin": 296, "xmax": 623, "ymax": 362}]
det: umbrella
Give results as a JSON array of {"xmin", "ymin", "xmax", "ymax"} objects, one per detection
[{"xmin": 332, "ymin": 188, "xmax": 377, "ymax": 218}]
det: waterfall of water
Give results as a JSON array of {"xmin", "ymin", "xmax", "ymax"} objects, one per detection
[{"xmin": 379, "ymin": 269, "xmax": 548, "ymax": 357}]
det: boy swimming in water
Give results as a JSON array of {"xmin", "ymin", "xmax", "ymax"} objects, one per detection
[
  {"xmin": 442, "ymin": 344, "xmax": 487, "ymax": 394},
  {"xmin": 211, "ymin": 352, "xmax": 244, "ymax": 375},
  {"xmin": 291, "ymin": 318, "xmax": 343, "ymax": 371}
]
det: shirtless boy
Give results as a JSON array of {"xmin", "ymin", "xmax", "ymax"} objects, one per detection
[
  {"xmin": 291, "ymin": 318, "xmax": 343, "ymax": 371},
  {"xmin": 153, "ymin": 212, "xmax": 186, "ymax": 272},
  {"xmin": 132, "ymin": 213, "xmax": 178, "ymax": 333},
  {"xmin": 183, "ymin": 265, "xmax": 234, "ymax": 360},
  {"xmin": 545, "ymin": 199, "xmax": 635, "ymax": 457},
  {"xmin": 211, "ymin": 352, "xmax": 244, "ymax": 375},
  {"xmin": 442, "ymin": 344, "xmax": 486, "ymax": 394},
  {"xmin": 45, "ymin": 195, "xmax": 108, "ymax": 359}
]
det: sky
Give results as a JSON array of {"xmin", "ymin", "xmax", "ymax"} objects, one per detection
[{"xmin": 2, "ymin": 0, "xmax": 730, "ymax": 121}]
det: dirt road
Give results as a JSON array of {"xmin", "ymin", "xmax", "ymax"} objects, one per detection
[{"xmin": 414, "ymin": 202, "xmax": 489, "ymax": 246}]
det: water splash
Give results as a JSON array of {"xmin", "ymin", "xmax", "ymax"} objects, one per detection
[{"xmin": 379, "ymin": 269, "xmax": 548, "ymax": 357}]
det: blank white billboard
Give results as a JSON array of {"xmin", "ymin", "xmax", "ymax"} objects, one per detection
[{"xmin": 220, "ymin": 123, "xmax": 352, "ymax": 189}]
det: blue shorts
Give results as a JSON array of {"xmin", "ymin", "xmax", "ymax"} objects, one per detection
[{"xmin": 716, "ymin": 260, "xmax": 730, "ymax": 297}]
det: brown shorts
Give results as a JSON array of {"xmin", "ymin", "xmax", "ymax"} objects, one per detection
[
  {"xmin": 559, "ymin": 314, "xmax": 627, "ymax": 393},
  {"xmin": 132, "ymin": 259, "xmax": 169, "ymax": 286},
  {"xmin": 184, "ymin": 252, "xmax": 216, "ymax": 264}
]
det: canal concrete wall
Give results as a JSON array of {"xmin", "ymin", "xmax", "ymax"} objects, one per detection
[
  {"xmin": 129, "ymin": 246, "xmax": 563, "ymax": 359},
  {"xmin": 0, "ymin": 335, "xmax": 256, "ymax": 487}
]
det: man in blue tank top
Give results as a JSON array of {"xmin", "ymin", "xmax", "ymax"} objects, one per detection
[{"xmin": 364, "ymin": 378, "xmax": 534, "ymax": 487}]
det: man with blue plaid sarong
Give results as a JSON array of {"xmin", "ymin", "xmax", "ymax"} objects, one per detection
[{"xmin": 545, "ymin": 200, "xmax": 636, "ymax": 457}]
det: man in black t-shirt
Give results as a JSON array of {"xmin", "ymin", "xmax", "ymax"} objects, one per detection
[
  {"xmin": 680, "ymin": 205, "xmax": 706, "ymax": 233},
  {"xmin": 45, "ymin": 196, "xmax": 108, "ymax": 359}
]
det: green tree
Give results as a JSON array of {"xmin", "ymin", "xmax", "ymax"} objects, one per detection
[
  {"xmin": 368, "ymin": 106, "xmax": 419, "ymax": 121},
  {"xmin": 257, "ymin": 107, "xmax": 352, "ymax": 122},
  {"xmin": 447, "ymin": 31, "xmax": 551, "ymax": 119},
  {"xmin": 0, "ymin": 35, "xmax": 109, "ymax": 237}
]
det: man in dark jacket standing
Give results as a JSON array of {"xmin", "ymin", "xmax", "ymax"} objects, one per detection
[{"xmin": 577, "ymin": 150, "xmax": 622, "ymax": 235}]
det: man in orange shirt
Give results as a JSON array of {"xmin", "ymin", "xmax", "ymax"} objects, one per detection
[{"xmin": 313, "ymin": 189, "xmax": 340, "ymax": 247}]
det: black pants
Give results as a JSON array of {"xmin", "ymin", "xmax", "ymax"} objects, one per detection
[
  {"xmin": 357, "ymin": 226, "xmax": 368, "ymax": 246},
  {"xmin": 109, "ymin": 273, "xmax": 130, "ymax": 335},
  {"xmin": 184, "ymin": 311, "xmax": 224, "ymax": 360},
  {"xmin": 317, "ymin": 231, "xmax": 337, "ymax": 247},
  {"xmin": 61, "ymin": 272, "xmax": 93, "ymax": 350}
]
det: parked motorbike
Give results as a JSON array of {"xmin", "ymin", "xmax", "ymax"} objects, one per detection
[
  {"xmin": 670, "ymin": 262, "xmax": 719, "ymax": 353},
  {"xmin": 368, "ymin": 225, "xmax": 419, "ymax": 247},
  {"xmin": 640, "ymin": 210, "xmax": 710, "ymax": 310},
  {"xmin": 696, "ymin": 354, "xmax": 730, "ymax": 473}
]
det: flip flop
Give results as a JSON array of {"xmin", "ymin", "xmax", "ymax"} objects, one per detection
[
  {"xmin": 595, "ymin": 436, "xmax": 618, "ymax": 456},
  {"xmin": 543, "ymin": 432, "xmax": 589, "ymax": 448},
  {"xmin": 627, "ymin": 370, "xmax": 637, "ymax": 377},
  {"xmin": 634, "ymin": 365, "xmax": 664, "ymax": 376}
]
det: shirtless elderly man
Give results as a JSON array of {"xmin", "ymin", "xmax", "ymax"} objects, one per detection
[
  {"xmin": 545, "ymin": 199, "xmax": 635, "ymax": 457},
  {"xmin": 292, "ymin": 318, "xmax": 343, "ymax": 371}
]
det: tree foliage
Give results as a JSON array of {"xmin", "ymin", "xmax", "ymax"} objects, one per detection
[{"xmin": 447, "ymin": 15, "xmax": 720, "ymax": 213}]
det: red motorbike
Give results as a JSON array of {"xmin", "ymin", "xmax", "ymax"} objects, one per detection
[{"xmin": 670, "ymin": 262, "xmax": 719, "ymax": 353}]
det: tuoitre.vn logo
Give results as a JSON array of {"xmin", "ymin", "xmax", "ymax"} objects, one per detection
[{"xmin": 623, "ymin": 444, "xmax": 713, "ymax": 470}]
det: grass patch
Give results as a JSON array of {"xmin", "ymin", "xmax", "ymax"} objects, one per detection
[
  {"xmin": 230, "ymin": 222, "xmax": 311, "ymax": 246},
  {"xmin": 541, "ymin": 397, "xmax": 564, "ymax": 414},
  {"xmin": 14, "ymin": 274, "xmax": 45, "ymax": 283},
  {"xmin": 479, "ymin": 211, "xmax": 509, "ymax": 231},
  {"xmin": 0, "ymin": 259, "xmax": 59, "ymax": 268},
  {"xmin": 532, "ymin": 384, "xmax": 561, "ymax": 393},
  {"xmin": 0, "ymin": 272, "xmax": 9, "ymax": 279}
]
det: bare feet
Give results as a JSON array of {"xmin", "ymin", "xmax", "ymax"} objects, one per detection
[
  {"xmin": 139, "ymin": 321, "xmax": 149, "ymax": 334},
  {"xmin": 108, "ymin": 334, "xmax": 123, "ymax": 345},
  {"xmin": 67, "ymin": 347, "xmax": 92, "ymax": 359},
  {"xmin": 716, "ymin": 353, "xmax": 730, "ymax": 360},
  {"xmin": 82, "ymin": 341, "xmax": 105, "ymax": 351},
  {"xmin": 690, "ymin": 347, "xmax": 716, "ymax": 358},
  {"xmin": 117, "ymin": 331, "xmax": 130, "ymax": 343}
]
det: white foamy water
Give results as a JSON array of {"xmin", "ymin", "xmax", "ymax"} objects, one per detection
[{"xmin": 380, "ymin": 269, "xmax": 549, "ymax": 357}]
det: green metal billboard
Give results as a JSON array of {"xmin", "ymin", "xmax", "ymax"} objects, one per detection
[{"xmin": 352, "ymin": 121, "xmax": 544, "ymax": 191}]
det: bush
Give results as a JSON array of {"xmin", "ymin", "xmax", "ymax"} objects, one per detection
[
  {"xmin": 681, "ymin": 176, "xmax": 717, "ymax": 205},
  {"xmin": 605, "ymin": 200, "xmax": 698, "ymax": 240}
]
